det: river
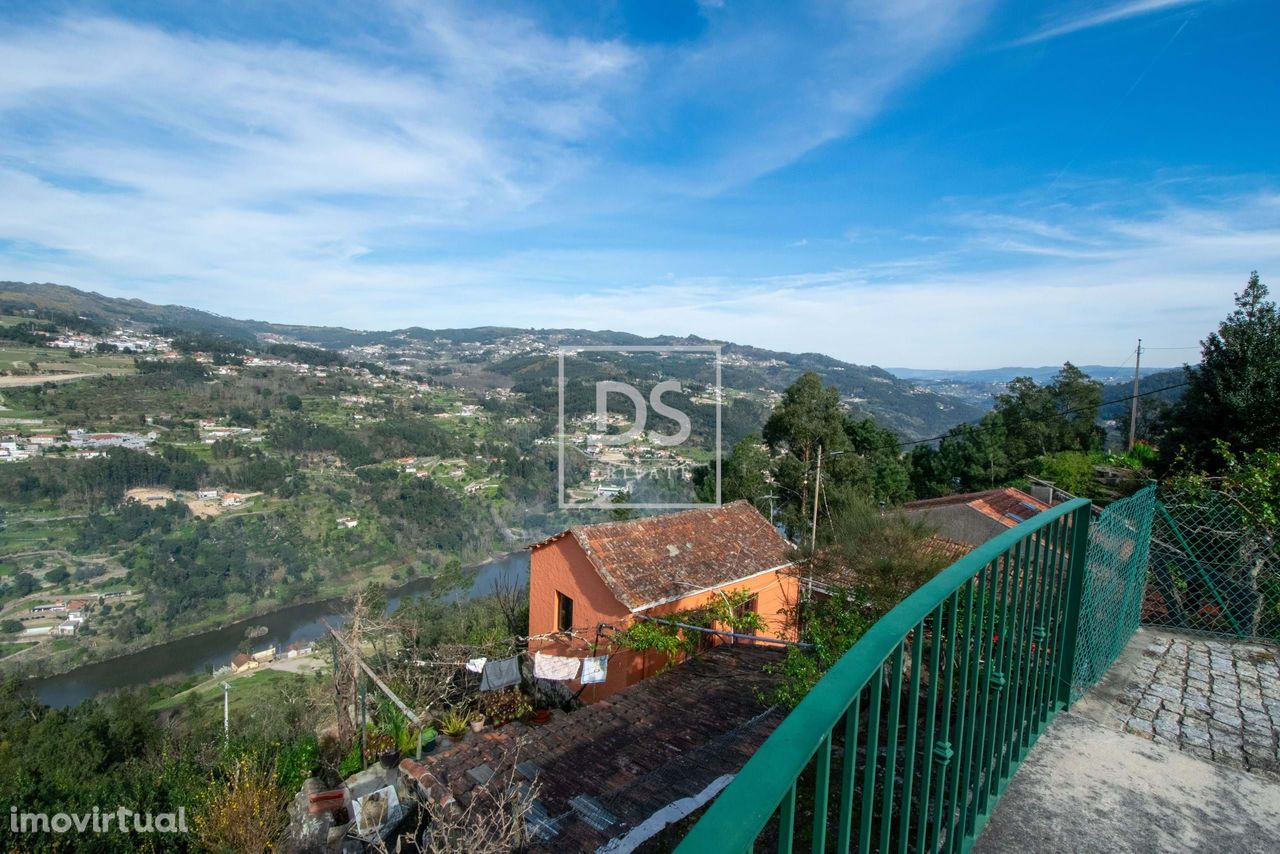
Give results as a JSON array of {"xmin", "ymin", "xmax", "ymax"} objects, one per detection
[{"xmin": 30, "ymin": 551, "xmax": 530, "ymax": 708}]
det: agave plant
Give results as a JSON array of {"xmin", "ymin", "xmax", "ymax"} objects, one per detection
[{"xmin": 436, "ymin": 708, "xmax": 470, "ymax": 739}]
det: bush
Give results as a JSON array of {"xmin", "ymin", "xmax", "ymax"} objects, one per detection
[{"xmin": 195, "ymin": 756, "xmax": 289, "ymax": 854}]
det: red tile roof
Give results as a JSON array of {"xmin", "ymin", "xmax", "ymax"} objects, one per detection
[
  {"xmin": 904, "ymin": 487, "xmax": 1049, "ymax": 529},
  {"xmin": 919, "ymin": 535, "xmax": 977, "ymax": 562},
  {"xmin": 533, "ymin": 500, "xmax": 794, "ymax": 612}
]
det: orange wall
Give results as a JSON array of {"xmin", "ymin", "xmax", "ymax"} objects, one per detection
[{"xmin": 528, "ymin": 536, "xmax": 799, "ymax": 702}]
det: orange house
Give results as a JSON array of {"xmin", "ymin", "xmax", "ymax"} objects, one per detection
[{"xmin": 527, "ymin": 500, "xmax": 799, "ymax": 702}]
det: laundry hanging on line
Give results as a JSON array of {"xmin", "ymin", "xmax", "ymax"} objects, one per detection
[
  {"xmin": 465, "ymin": 657, "xmax": 487, "ymax": 674},
  {"xmin": 580, "ymin": 655, "xmax": 608, "ymax": 685},
  {"xmin": 532, "ymin": 651, "xmax": 580, "ymax": 681},
  {"xmin": 479, "ymin": 656, "xmax": 521, "ymax": 692}
]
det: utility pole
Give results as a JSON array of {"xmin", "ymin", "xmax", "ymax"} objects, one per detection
[
  {"xmin": 1128, "ymin": 339, "xmax": 1142, "ymax": 451},
  {"xmin": 222, "ymin": 682, "xmax": 230, "ymax": 741},
  {"xmin": 810, "ymin": 445, "xmax": 823, "ymax": 554}
]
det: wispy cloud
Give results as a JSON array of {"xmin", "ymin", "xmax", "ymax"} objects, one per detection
[
  {"xmin": 1012, "ymin": 0, "xmax": 1207, "ymax": 46},
  {"xmin": 0, "ymin": 0, "xmax": 995, "ymax": 314},
  {"xmin": 347, "ymin": 188, "xmax": 1275, "ymax": 369}
]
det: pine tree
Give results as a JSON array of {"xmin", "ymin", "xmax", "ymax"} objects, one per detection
[{"xmin": 1162, "ymin": 272, "xmax": 1280, "ymax": 472}]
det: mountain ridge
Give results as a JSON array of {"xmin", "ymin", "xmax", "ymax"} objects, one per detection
[{"xmin": 0, "ymin": 280, "xmax": 984, "ymax": 439}]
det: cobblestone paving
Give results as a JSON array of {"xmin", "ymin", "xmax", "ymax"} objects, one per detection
[{"xmin": 1115, "ymin": 633, "xmax": 1280, "ymax": 778}]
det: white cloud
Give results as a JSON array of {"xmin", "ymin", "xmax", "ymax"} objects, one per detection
[
  {"xmin": 0, "ymin": 1, "xmax": 997, "ymax": 325},
  {"xmin": 300, "ymin": 190, "xmax": 1273, "ymax": 370},
  {"xmin": 1012, "ymin": 0, "xmax": 1208, "ymax": 46}
]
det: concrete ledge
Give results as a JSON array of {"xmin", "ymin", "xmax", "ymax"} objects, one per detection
[{"xmin": 976, "ymin": 711, "xmax": 1280, "ymax": 854}]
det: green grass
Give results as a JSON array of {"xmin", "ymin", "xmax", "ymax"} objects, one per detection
[
  {"xmin": 0, "ymin": 641, "xmax": 36, "ymax": 659},
  {"xmin": 0, "ymin": 518, "xmax": 79, "ymax": 556},
  {"xmin": 151, "ymin": 667, "xmax": 313, "ymax": 713},
  {"xmin": 0, "ymin": 345, "xmax": 136, "ymax": 375}
]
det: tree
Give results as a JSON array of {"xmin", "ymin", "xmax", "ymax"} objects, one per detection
[
  {"xmin": 1, "ymin": 619, "xmax": 23, "ymax": 634},
  {"xmin": 11, "ymin": 572, "xmax": 36, "ymax": 597},
  {"xmin": 910, "ymin": 363, "xmax": 1102, "ymax": 497},
  {"xmin": 1048, "ymin": 362, "xmax": 1104, "ymax": 451},
  {"xmin": 1162, "ymin": 272, "xmax": 1280, "ymax": 473},
  {"xmin": 44, "ymin": 566, "xmax": 69, "ymax": 584},
  {"xmin": 719, "ymin": 436, "xmax": 773, "ymax": 506},
  {"xmin": 763, "ymin": 373, "xmax": 850, "ymax": 534},
  {"xmin": 285, "ymin": 394, "xmax": 303, "ymax": 412},
  {"xmin": 608, "ymin": 490, "xmax": 635, "ymax": 521}
]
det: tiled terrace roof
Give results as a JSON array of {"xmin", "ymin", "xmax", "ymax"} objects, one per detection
[
  {"xmin": 532, "ymin": 500, "xmax": 794, "ymax": 611},
  {"xmin": 904, "ymin": 487, "xmax": 1049, "ymax": 529},
  {"xmin": 401, "ymin": 645, "xmax": 784, "ymax": 852}
]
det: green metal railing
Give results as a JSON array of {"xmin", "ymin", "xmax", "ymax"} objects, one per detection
[{"xmin": 677, "ymin": 498, "xmax": 1092, "ymax": 854}]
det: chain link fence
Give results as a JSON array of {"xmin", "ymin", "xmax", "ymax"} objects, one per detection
[
  {"xmin": 1070, "ymin": 484, "xmax": 1158, "ymax": 701},
  {"xmin": 1143, "ymin": 485, "xmax": 1280, "ymax": 644}
]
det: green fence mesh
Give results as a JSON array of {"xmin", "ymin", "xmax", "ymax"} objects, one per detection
[
  {"xmin": 1143, "ymin": 485, "xmax": 1280, "ymax": 644},
  {"xmin": 1070, "ymin": 484, "xmax": 1157, "ymax": 702}
]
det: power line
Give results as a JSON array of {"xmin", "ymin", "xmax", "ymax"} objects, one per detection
[{"xmin": 897, "ymin": 380, "xmax": 1191, "ymax": 449}]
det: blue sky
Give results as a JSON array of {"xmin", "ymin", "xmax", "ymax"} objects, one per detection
[{"xmin": 0, "ymin": 0, "xmax": 1276, "ymax": 368}]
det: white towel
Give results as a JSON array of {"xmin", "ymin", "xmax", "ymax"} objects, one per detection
[
  {"xmin": 465, "ymin": 657, "xmax": 487, "ymax": 674},
  {"xmin": 581, "ymin": 655, "xmax": 608, "ymax": 684},
  {"xmin": 533, "ymin": 651, "xmax": 580, "ymax": 681}
]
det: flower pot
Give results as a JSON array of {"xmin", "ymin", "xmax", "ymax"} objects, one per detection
[
  {"xmin": 529, "ymin": 708, "xmax": 551, "ymax": 725},
  {"xmin": 469, "ymin": 717, "xmax": 485, "ymax": 733},
  {"xmin": 378, "ymin": 747, "xmax": 401, "ymax": 769}
]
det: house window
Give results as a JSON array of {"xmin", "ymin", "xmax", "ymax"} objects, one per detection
[
  {"xmin": 556, "ymin": 591, "xmax": 574, "ymax": 631},
  {"xmin": 732, "ymin": 594, "xmax": 760, "ymax": 643}
]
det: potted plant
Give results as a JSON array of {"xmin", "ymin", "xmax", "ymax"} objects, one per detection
[
  {"xmin": 528, "ymin": 708, "xmax": 551, "ymax": 725},
  {"xmin": 377, "ymin": 700, "xmax": 408, "ymax": 762},
  {"xmin": 437, "ymin": 709, "xmax": 469, "ymax": 741},
  {"xmin": 370, "ymin": 733, "xmax": 400, "ymax": 769},
  {"xmin": 418, "ymin": 726, "xmax": 438, "ymax": 754},
  {"xmin": 478, "ymin": 688, "xmax": 533, "ymax": 727},
  {"xmin": 469, "ymin": 713, "xmax": 486, "ymax": 733}
]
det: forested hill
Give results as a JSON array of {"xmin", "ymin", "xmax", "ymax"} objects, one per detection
[
  {"xmin": 1099, "ymin": 368, "xmax": 1189, "ymax": 420},
  {"xmin": 0, "ymin": 281, "xmax": 983, "ymax": 439}
]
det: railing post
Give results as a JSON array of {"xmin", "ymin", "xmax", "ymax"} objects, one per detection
[{"xmin": 1055, "ymin": 504, "xmax": 1092, "ymax": 709}]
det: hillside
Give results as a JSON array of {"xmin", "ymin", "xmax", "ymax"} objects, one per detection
[
  {"xmin": 0, "ymin": 282, "xmax": 983, "ymax": 440},
  {"xmin": 1099, "ymin": 368, "xmax": 1190, "ymax": 420},
  {"xmin": 885, "ymin": 364, "xmax": 1175, "ymax": 409}
]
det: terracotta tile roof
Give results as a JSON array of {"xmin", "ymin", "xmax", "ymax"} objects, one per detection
[
  {"xmin": 904, "ymin": 487, "xmax": 1049, "ymax": 529},
  {"xmin": 401, "ymin": 645, "xmax": 784, "ymax": 852},
  {"xmin": 533, "ymin": 501, "xmax": 795, "ymax": 612},
  {"xmin": 918, "ymin": 534, "xmax": 977, "ymax": 562}
]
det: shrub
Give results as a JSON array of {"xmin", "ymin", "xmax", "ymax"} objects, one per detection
[{"xmin": 195, "ymin": 756, "xmax": 288, "ymax": 854}]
